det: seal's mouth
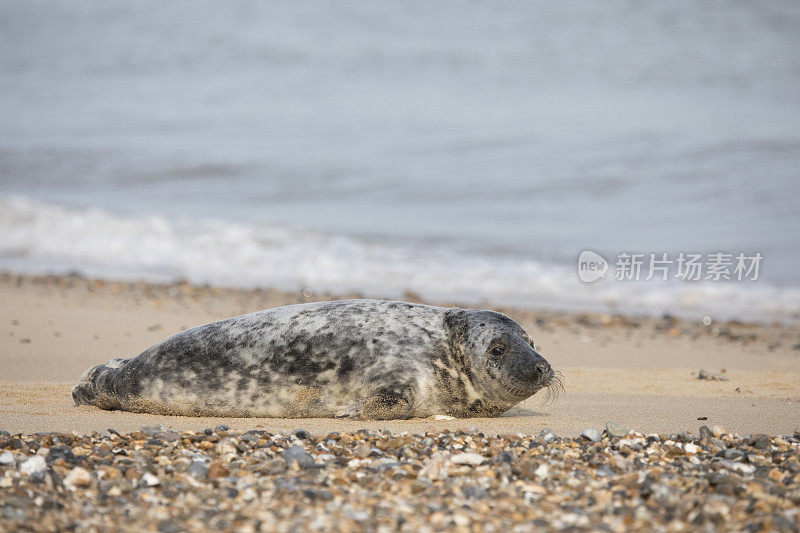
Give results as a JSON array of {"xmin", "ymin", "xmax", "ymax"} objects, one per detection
[
  {"xmin": 501, "ymin": 366, "xmax": 563, "ymax": 404},
  {"xmin": 540, "ymin": 369, "xmax": 564, "ymax": 405}
]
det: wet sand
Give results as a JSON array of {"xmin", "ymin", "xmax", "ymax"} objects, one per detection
[{"xmin": 1, "ymin": 273, "xmax": 798, "ymax": 437}]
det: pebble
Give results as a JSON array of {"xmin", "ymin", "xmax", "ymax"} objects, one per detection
[
  {"xmin": 187, "ymin": 461, "xmax": 209, "ymax": 479},
  {"xmin": 63, "ymin": 467, "xmax": 92, "ymax": 489},
  {"xmin": 684, "ymin": 443, "xmax": 701, "ymax": 454},
  {"xmin": 538, "ymin": 428, "xmax": 556, "ymax": 444},
  {"xmin": 462, "ymin": 485, "xmax": 489, "ymax": 499},
  {"xmin": 450, "ymin": 453, "xmax": 485, "ymax": 466},
  {"xmin": 581, "ymin": 428, "xmax": 602, "ymax": 442},
  {"xmin": 605, "ymin": 421, "xmax": 629, "ymax": 438},
  {"xmin": 215, "ymin": 438, "xmax": 238, "ymax": 456},
  {"xmin": 698, "ymin": 369, "xmax": 729, "ymax": 381},
  {"xmin": 19, "ymin": 455, "xmax": 46, "ymax": 477},
  {"xmin": 283, "ymin": 445, "xmax": 316, "ymax": 468},
  {"xmin": 207, "ymin": 462, "xmax": 230, "ymax": 479},
  {"xmin": 419, "ymin": 452, "xmax": 449, "ymax": 481},
  {"xmin": 293, "ymin": 429, "xmax": 311, "ymax": 440},
  {"xmin": 141, "ymin": 473, "xmax": 160, "ymax": 487},
  {"xmin": 0, "ymin": 452, "xmax": 14, "ymax": 467}
]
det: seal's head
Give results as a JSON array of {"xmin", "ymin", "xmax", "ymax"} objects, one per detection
[{"xmin": 445, "ymin": 308, "xmax": 558, "ymax": 414}]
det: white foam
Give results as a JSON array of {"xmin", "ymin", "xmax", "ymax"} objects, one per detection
[{"xmin": 1, "ymin": 195, "xmax": 798, "ymax": 324}]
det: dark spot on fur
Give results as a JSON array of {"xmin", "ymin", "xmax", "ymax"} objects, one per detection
[
  {"xmin": 338, "ymin": 355, "xmax": 355, "ymax": 378},
  {"xmin": 375, "ymin": 384, "xmax": 407, "ymax": 407}
]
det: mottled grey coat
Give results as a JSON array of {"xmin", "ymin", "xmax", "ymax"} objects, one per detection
[{"xmin": 73, "ymin": 300, "xmax": 553, "ymax": 419}]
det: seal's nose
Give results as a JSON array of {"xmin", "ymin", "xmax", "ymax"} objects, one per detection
[
  {"xmin": 530, "ymin": 351, "xmax": 552, "ymax": 382},
  {"xmin": 532, "ymin": 362, "xmax": 552, "ymax": 381}
]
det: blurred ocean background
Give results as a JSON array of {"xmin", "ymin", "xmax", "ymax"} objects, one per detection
[{"xmin": 1, "ymin": 1, "xmax": 799, "ymax": 322}]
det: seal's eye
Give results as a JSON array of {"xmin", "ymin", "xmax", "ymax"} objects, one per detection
[{"xmin": 490, "ymin": 346, "xmax": 505, "ymax": 357}]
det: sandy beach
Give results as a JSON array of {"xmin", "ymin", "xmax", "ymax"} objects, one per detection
[
  {"xmin": 3, "ymin": 276, "xmax": 800, "ymax": 531},
  {"xmin": 1, "ymin": 273, "xmax": 797, "ymax": 437}
]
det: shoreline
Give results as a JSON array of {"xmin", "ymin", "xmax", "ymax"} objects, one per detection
[{"xmin": 0, "ymin": 272, "xmax": 798, "ymax": 437}]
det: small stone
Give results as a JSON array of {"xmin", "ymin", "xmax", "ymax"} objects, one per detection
[
  {"xmin": 697, "ymin": 369, "xmax": 728, "ymax": 381},
  {"xmin": 684, "ymin": 443, "xmax": 701, "ymax": 454},
  {"xmin": 263, "ymin": 458, "xmax": 287, "ymax": 475},
  {"xmin": 158, "ymin": 520, "xmax": 182, "ymax": 533},
  {"xmin": 749, "ymin": 435, "xmax": 770, "ymax": 450},
  {"xmin": 433, "ymin": 414, "xmax": 455, "ymax": 421},
  {"xmin": 419, "ymin": 452, "xmax": 449, "ymax": 481},
  {"xmin": 293, "ymin": 429, "xmax": 310, "ymax": 440},
  {"xmin": 768, "ymin": 468, "xmax": 784, "ymax": 482},
  {"xmin": 187, "ymin": 461, "xmax": 209, "ymax": 479},
  {"xmin": 283, "ymin": 445, "xmax": 316, "ymax": 468},
  {"xmin": 534, "ymin": 463, "xmax": 550, "ymax": 480},
  {"xmin": 207, "ymin": 462, "xmax": 230, "ymax": 479},
  {"xmin": 538, "ymin": 428, "xmax": 556, "ymax": 444},
  {"xmin": 140, "ymin": 425, "xmax": 167, "ymax": 437},
  {"xmin": 101, "ymin": 467, "xmax": 122, "ymax": 480},
  {"xmin": 450, "ymin": 453, "xmax": 485, "ymax": 466},
  {"xmin": 142, "ymin": 472, "xmax": 160, "ymax": 486},
  {"xmin": 699, "ymin": 426, "xmax": 714, "ymax": 441},
  {"xmin": 605, "ymin": 421, "xmax": 629, "ymax": 438},
  {"xmin": 724, "ymin": 449, "xmax": 745, "ymax": 461},
  {"xmin": 611, "ymin": 456, "xmax": 632, "ymax": 471},
  {"xmin": 596, "ymin": 464, "xmax": 615, "ymax": 477},
  {"xmin": 216, "ymin": 438, "xmax": 238, "ymax": 455},
  {"xmin": 162, "ymin": 430, "xmax": 180, "ymax": 442},
  {"xmin": 20, "ymin": 455, "xmax": 47, "ymax": 477},
  {"xmin": 462, "ymin": 485, "xmax": 489, "ymax": 499},
  {"xmin": 63, "ymin": 467, "xmax": 92, "ymax": 489},
  {"xmin": 71, "ymin": 446, "xmax": 91, "ymax": 457},
  {"xmin": 353, "ymin": 443, "xmax": 371, "ymax": 458},
  {"xmin": 0, "ymin": 452, "xmax": 14, "ymax": 466},
  {"xmin": 581, "ymin": 428, "xmax": 602, "ymax": 442}
]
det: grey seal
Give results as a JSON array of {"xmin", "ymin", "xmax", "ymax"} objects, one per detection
[{"xmin": 72, "ymin": 299, "xmax": 558, "ymax": 419}]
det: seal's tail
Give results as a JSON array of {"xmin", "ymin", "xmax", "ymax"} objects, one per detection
[{"xmin": 72, "ymin": 358, "xmax": 127, "ymax": 410}]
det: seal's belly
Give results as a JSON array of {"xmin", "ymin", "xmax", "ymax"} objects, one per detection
[{"xmin": 120, "ymin": 371, "xmax": 364, "ymax": 418}]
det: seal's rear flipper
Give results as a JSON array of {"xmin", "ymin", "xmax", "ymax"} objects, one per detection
[{"xmin": 72, "ymin": 358, "xmax": 126, "ymax": 410}]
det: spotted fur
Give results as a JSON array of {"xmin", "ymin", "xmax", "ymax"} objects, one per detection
[{"xmin": 72, "ymin": 300, "xmax": 554, "ymax": 419}]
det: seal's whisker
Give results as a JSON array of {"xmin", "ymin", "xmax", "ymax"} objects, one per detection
[{"xmin": 541, "ymin": 370, "xmax": 565, "ymax": 406}]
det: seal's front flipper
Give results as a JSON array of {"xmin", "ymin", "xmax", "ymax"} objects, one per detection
[
  {"xmin": 361, "ymin": 382, "xmax": 415, "ymax": 420},
  {"xmin": 335, "ymin": 401, "xmax": 364, "ymax": 419}
]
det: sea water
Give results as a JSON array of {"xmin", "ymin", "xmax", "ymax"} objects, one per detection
[{"xmin": 1, "ymin": 1, "xmax": 799, "ymax": 322}]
